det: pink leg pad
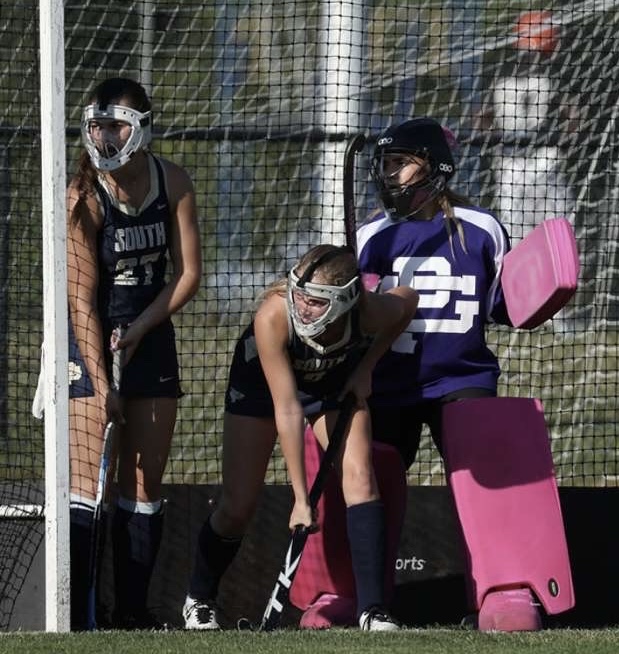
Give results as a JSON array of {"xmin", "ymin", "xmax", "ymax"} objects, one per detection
[
  {"xmin": 290, "ymin": 425, "xmax": 406, "ymax": 626},
  {"xmin": 478, "ymin": 589, "xmax": 543, "ymax": 632},
  {"xmin": 289, "ymin": 426, "xmax": 355, "ymax": 611},
  {"xmin": 298, "ymin": 593, "xmax": 357, "ymax": 629},
  {"xmin": 443, "ymin": 397, "xmax": 575, "ymax": 615}
]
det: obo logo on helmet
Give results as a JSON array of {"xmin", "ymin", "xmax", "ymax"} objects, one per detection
[{"xmin": 371, "ymin": 117, "xmax": 456, "ymax": 220}]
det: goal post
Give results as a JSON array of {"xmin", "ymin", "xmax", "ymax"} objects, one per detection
[{"xmin": 39, "ymin": 0, "xmax": 70, "ymax": 633}]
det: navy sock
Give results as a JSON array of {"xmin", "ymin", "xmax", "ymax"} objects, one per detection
[
  {"xmin": 112, "ymin": 503, "xmax": 164, "ymax": 618},
  {"xmin": 70, "ymin": 503, "xmax": 94, "ymax": 630},
  {"xmin": 188, "ymin": 516, "xmax": 242, "ymax": 600},
  {"xmin": 346, "ymin": 500, "xmax": 386, "ymax": 617}
]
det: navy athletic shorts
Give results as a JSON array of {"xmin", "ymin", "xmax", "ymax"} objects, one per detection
[
  {"xmin": 225, "ymin": 381, "xmax": 341, "ymax": 419},
  {"xmin": 69, "ymin": 318, "xmax": 181, "ymax": 399}
]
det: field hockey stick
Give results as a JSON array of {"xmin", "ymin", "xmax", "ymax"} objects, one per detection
[
  {"xmin": 343, "ymin": 132, "xmax": 366, "ymax": 253},
  {"xmin": 86, "ymin": 327, "xmax": 124, "ymax": 631},
  {"xmin": 252, "ymin": 392, "xmax": 356, "ymax": 632},
  {"xmin": 239, "ymin": 140, "xmax": 364, "ymax": 632}
]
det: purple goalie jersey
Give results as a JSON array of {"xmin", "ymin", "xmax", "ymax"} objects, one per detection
[{"xmin": 357, "ymin": 206, "xmax": 512, "ymax": 407}]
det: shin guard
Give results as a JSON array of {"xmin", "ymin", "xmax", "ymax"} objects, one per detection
[
  {"xmin": 290, "ymin": 425, "xmax": 406, "ymax": 624},
  {"xmin": 112, "ymin": 500, "xmax": 164, "ymax": 621},
  {"xmin": 442, "ymin": 397, "xmax": 575, "ymax": 623},
  {"xmin": 70, "ymin": 501, "xmax": 95, "ymax": 631}
]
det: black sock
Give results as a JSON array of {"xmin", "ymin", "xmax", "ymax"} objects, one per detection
[
  {"xmin": 188, "ymin": 515, "xmax": 242, "ymax": 600},
  {"xmin": 70, "ymin": 502, "xmax": 94, "ymax": 631},
  {"xmin": 346, "ymin": 500, "xmax": 386, "ymax": 617},
  {"xmin": 112, "ymin": 502, "xmax": 164, "ymax": 619}
]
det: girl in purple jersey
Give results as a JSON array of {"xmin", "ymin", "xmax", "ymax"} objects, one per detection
[
  {"xmin": 358, "ymin": 116, "xmax": 512, "ymax": 467},
  {"xmin": 182, "ymin": 244, "xmax": 418, "ymax": 632},
  {"xmin": 66, "ymin": 77, "xmax": 201, "ymax": 629},
  {"xmin": 298, "ymin": 117, "xmax": 515, "ymax": 628}
]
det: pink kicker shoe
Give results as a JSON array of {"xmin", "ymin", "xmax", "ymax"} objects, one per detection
[
  {"xmin": 478, "ymin": 589, "xmax": 543, "ymax": 632},
  {"xmin": 299, "ymin": 594, "xmax": 357, "ymax": 629}
]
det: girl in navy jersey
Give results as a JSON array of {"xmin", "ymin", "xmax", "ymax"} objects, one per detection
[
  {"xmin": 182, "ymin": 244, "xmax": 418, "ymax": 632},
  {"xmin": 67, "ymin": 77, "xmax": 201, "ymax": 629}
]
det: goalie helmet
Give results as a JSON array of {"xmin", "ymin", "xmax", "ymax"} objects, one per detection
[
  {"xmin": 287, "ymin": 246, "xmax": 361, "ymax": 341},
  {"xmin": 82, "ymin": 103, "xmax": 152, "ymax": 172},
  {"xmin": 371, "ymin": 117, "xmax": 456, "ymax": 220}
]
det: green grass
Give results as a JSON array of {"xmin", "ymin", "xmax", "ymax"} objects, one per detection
[{"xmin": 0, "ymin": 629, "xmax": 618, "ymax": 654}]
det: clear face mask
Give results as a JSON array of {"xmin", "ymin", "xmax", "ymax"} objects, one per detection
[{"xmin": 380, "ymin": 154, "xmax": 428, "ymax": 187}]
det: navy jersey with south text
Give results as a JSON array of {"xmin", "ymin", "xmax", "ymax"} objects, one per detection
[
  {"xmin": 357, "ymin": 206, "xmax": 511, "ymax": 407},
  {"xmin": 96, "ymin": 153, "xmax": 171, "ymax": 327},
  {"xmin": 68, "ymin": 153, "xmax": 180, "ymax": 398},
  {"xmin": 225, "ymin": 310, "xmax": 372, "ymax": 417}
]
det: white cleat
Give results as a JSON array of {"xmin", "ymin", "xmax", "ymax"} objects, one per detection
[
  {"xmin": 183, "ymin": 596, "xmax": 221, "ymax": 630},
  {"xmin": 359, "ymin": 606, "xmax": 400, "ymax": 631}
]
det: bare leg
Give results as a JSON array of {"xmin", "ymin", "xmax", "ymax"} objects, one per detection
[
  {"xmin": 311, "ymin": 407, "xmax": 379, "ymax": 507},
  {"xmin": 211, "ymin": 412, "xmax": 278, "ymax": 536},
  {"xmin": 311, "ymin": 408, "xmax": 393, "ymax": 626},
  {"xmin": 185, "ymin": 412, "xmax": 278, "ymax": 625},
  {"xmin": 70, "ymin": 395, "xmax": 106, "ymax": 500},
  {"xmin": 116, "ymin": 396, "xmax": 177, "ymax": 502},
  {"xmin": 112, "ymin": 396, "xmax": 177, "ymax": 626},
  {"xmin": 69, "ymin": 395, "xmax": 107, "ymax": 630}
]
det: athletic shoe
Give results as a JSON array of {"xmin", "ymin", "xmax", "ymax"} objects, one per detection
[
  {"xmin": 299, "ymin": 593, "xmax": 356, "ymax": 629},
  {"xmin": 358, "ymin": 606, "xmax": 400, "ymax": 631},
  {"xmin": 183, "ymin": 596, "xmax": 221, "ymax": 630}
]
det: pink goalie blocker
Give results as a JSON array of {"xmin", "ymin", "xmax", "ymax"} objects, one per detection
[{"xmin": 502, "ymin": 216, "xmax": 579, "ymax": 329}]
